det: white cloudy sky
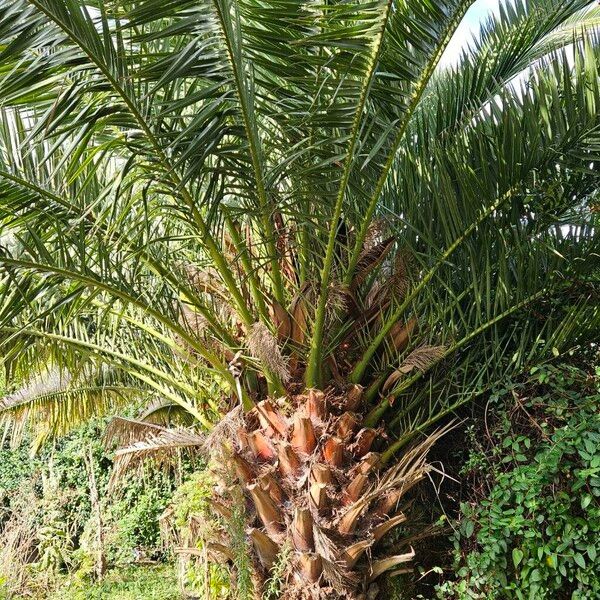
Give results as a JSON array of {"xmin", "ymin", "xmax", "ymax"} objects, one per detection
[{"xmin": 441, "ymin": 0, "xmax": 504, "ymax": 67}]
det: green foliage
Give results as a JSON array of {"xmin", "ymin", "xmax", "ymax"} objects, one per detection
[
  {"xmin": 171, "ymin": 470, "xmax": 216, "ymax": 530},
  {"xmin": 0, "ymin": 1, "xmax": 600, "ymax": 596},
  {"xmin": 106, "ymin": 479, "xmax": 173, "ymax": 566},
  {"xmin": 169, "ymin": 469, "xmax": 231, "ymax": 598},
  {"xmin": 0, "ymin": 0, "xmax": 599, "ymax": 455},
  {"xmin": 34, "ymin": 471, "xmax": 73, "ymax": 576},
  {"xmin": 437, "ymin": 363, "xmax": 600, "ymax": 599},
  {"xmin": 0, "ymin": 420, "xmax": 182, "ymax": 597},
  {"xmin": 227, "ymin": 498, "xmax": 254, "ymax": 600},
  {"xmin": 0, "ymin": 443, "xmax": 37, "ymax": 499}
]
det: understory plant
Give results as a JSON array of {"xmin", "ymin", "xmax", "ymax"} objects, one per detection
[
  {"xmin": 161, "ymin": 468, "xmax": 232, "ymax": 598},
  {"xmin": 0, "ymin": 0, "xmax": 599, "ymax": 598},
  {"xmin": 0, "ymin": 422, "xmax": 178, "ymax": 597},
  {"xmin": 437, "ymin": 361, "xmax": 600, "ymax": 600}
]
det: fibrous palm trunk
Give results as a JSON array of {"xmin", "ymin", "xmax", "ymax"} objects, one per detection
[{"xmin": 216, "ymin": 386, "xmax": 441, "ymax": 599}]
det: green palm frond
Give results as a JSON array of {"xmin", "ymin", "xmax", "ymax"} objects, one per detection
[
  {"xmin": 0, "ymin": 0, "xmax": 598, "ymax": 449},
  {"xmin": 0, "ymin": 366, "xmax": 144, "ymax": 450}
]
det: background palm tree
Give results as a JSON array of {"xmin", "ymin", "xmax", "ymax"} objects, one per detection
[{"xmin": 0, "ymin": 0, "xmax": 599, "ymax": 597}]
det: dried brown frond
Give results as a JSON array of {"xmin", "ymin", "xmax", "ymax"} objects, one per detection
[
  {"xmin": 178, "ymin": 263, "xmax": 238, "ymax": 326},
  {"xmin": 383, "ymin": 343, "xmax": 446, "ymax": 392},
  {"xmin": 387, "ymin": 317, "xmax": 418, "ymax": 353},
  {"xmin": 0, "ymin": 370, "xmax": 69, "ymax": 447},
  {"xmin": 109, "ymin": 428, "xmax": 205, "ymax": 489},
  {"xmin": 202, "ymin": 405, "xmax": 244, "ymax": 456},
  {"xmin": 398, "ymin": 344, "xmax": 446, "ymax": 374},
  {"xmin": 178, "ymin": 303, "xmax": 207, "ymax": 337},
  {"xmin": 139, "ymin": 399, "xmax": 195, "ymax": 427},
  {"xmin": 176, "ymin": 300, "xmax": 235, "ymax": 361},
  {"xmin": 247, "ymin": 322, "xmax": 290, "ymax": 383},
  {"xmin": 271, "ymin": 299, "xmax": 292, "ymax": 340},
  {"xmin": 313, "ymin": 525, "xmax": 357, "ymax": 591},
  {"xmin": 389, "ymin": 249, "xmax": 413, "ymax": 300},
  {"xmin": 325, "ymin": 281, "xmax": 351, "ymax": 325},
  {"xmin": 364, "ymin": 248, "xmax": 413, "ymax": 310},
  {"xmin": 352, "ymin": 236, "xmax": 395, "ymax": 291},
  {"xmin": 0, "ymin": 369, "xmax": 70, "ymax": 410},
  {"xmin": 364, "ymin": 280, "xmax": 384, "ymax": 310},
  {"xmin": 103, "ymin": 416, "xmax": 165, "ymax": 449},
  {"xmin": 363, "ymin": 219, "xmax": 387, "ymax": 253},
  {"xmin": 183, "ymin": 264, "xmax": 226, "ymax": 299},
  {"xmin": 289, "ymin": 282, "xmax": 314, "ymax": 347},
  {"xmin": 367, "ymin": 549, "xmax": 415, "ymax": 582}
]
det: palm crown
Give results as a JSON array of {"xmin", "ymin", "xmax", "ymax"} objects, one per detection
[{"xmin": 0, "ymin": 0, "xmax": 599, "ymax": 595}]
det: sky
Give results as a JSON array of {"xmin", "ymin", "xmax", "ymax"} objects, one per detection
[{"xmin": 441, "ymin": 0, "xmax": 503, "ymax": 67}]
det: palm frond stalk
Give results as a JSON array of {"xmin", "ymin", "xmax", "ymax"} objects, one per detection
[{"xmin": 1, "ymin": 0, "xmax": 600, "ymax": 597}]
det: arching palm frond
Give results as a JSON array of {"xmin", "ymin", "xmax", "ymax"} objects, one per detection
[{"xmin": 0, "ymin": 0, "xmax": 599, "ymax": 595}]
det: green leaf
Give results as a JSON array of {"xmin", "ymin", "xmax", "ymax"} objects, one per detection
[
  {"xmin": 588, "ymin": 546, "xmax": 597, "ymax": 562},
  {"xmin": 574, "ymin": 553, "xmax": 586, "ymax": 569},
  {"xmin": 512, "ymin": 548, "xmax": 524, "ymax": 568},
  {"xmin": 464, "ymin": 520, "xmax": 475, "ymax": 538}
]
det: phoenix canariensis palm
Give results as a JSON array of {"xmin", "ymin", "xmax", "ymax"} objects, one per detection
[{"xmin": 1, "ymin": 0, "xmax": 600, "ymax": 597}]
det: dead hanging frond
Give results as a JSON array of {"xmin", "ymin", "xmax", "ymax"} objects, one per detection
[
  {"xmin": 313, "ymin": 525, "xmax": 357, "ymax": 591},
  {"xmin": 114, "ymin": 428, "xmax": 205, "ymax": 459},
  {"xmin": 246, "ymin": 322, "xmax": 290, "ymax": 383},
  {"xmin": 383, "ymin": 344, "xmax": 446, "ymax": 392},
  {"xmin": 109, "ymin": 428, "xmax": 205, "ymax": 489},
  {"xmin": 178, "ymin": 263, "xmax": 237, "ymax": 324},
  {"xmin": 183, "ymin": 264, "xmax": 227, "ymax": 300},
  {"xmin": 202, "ymin": 404, "xmax": 244, "ymax": 456},
  {"xmin": 104, "ymin": 416, "xmax": 166, "ymax": 449},
  {"xmin": 0, "ymin": 369, "xmax": 138, "ymax": 452},
  {"xmin": 387, "ymin": 318, "xmax": 419, "ymax": 354},
  {"xmin": 389, "ymin": 250, "xmax": 413, "ymax": 300},
  {"xmin": 271, "ymin": 299, "xmax": 292, "ymax": 340},
  {"xmin": 362, "ymin": 219, "xmax": 387, "ymax": 253},
  {"xmin": 139, "ymin": 399, "xmax": 196, "ymax": 427},
  {"xmin": 288, "ymin": 281, "xmax": 314, "ymax": 347},
  {"xmin": 1, "ymin": 369, "xmax": 70, "ymax": 410},
  {"xmin": 351, "ymin": 424, "xmax": 452, "ymax": 521},
  {"xmin": 325, "ymin": 281, "xmax": 351, "ymax": 325},
  {"xmin": 365, "ymin": 248, "xmax": 413, "ymax": 310}
]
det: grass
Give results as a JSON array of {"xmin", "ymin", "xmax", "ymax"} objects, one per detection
[{"xmin": 44, "ymin": 565, "xmax": 182, "ymax": 600}]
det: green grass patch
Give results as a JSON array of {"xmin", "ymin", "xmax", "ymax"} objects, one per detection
[{"xmin": 44, "ymin": 565, "xmax": 181, "ymax": 600}]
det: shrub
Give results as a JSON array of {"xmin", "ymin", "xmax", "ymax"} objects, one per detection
[
  {"xmin": 437, "ymin": 363, "xmax": 600, "ymax": 600},
  {"xmin": 105, "ymin": 475, "xmax": 174, "ymax": 566},
  {"xmin": 0, "ymin": 419, "xmax": 182, "ymax": 596},
  {"xmin": 164, "ymin": 468, "xmax": 232, "ymax": 598}
]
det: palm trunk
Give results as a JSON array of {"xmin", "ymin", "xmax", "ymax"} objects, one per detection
[{"xmin": 217, "ymin": 386, "xmax": 439, "ymax": 599}]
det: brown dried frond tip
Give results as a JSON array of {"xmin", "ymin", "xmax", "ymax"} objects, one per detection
[
  {"xmin": 247, "ymin": 321, "xmax": 290, "ymax": 383},
  {"xmin": 363, "ymin": 218, "xmax": 387, "ymax": 252},
  {"xmin": 398, "ymin": 344, "xmax": 446, "ymax": 375},
  {"xmin": 178, "ymin": 303, "xmax": 207, "ymax": 337},
  {"xmin": 326, "ymin": 281, "xmax": 350, "ymax": 323}
]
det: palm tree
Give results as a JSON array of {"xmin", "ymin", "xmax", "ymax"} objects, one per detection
[{"xmin": 1, "ymin": 0, "xmax": 599, "ymax": 596}]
